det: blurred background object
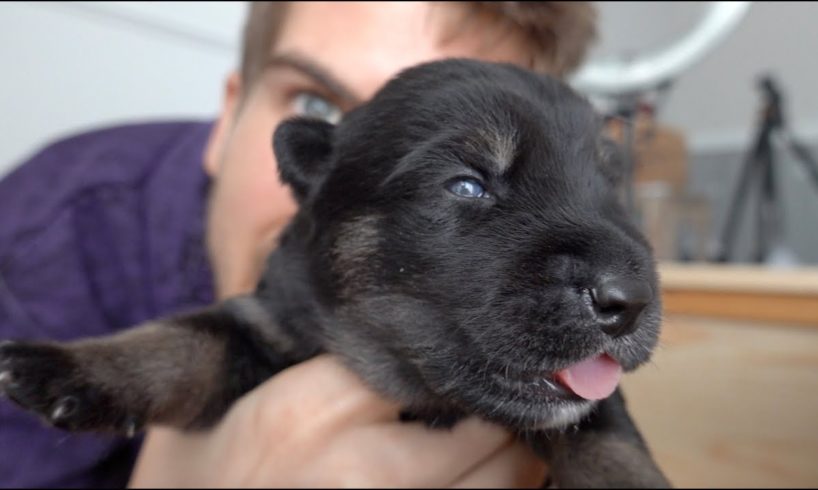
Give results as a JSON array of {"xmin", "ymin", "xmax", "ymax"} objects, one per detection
[
  {"xmin": 574, "ymin": 2, "xmax": 748, "ymax": 240},
  {"xmin": 574, "ymin": 1, "xmax": 818, "ymax": 266},
  {"xmin": 713, "ymin": 75, "xmax": 818, "ymax": 266}
]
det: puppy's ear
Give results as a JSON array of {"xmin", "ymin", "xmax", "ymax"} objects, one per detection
[{"xmin": 273, "ymin": 117, "xmax": 335, "ymax": 202}]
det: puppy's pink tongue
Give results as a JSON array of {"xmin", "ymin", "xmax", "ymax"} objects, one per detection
[{"xmin": 555, "ymin": 354, "xmax": 622, "ymax": 400}]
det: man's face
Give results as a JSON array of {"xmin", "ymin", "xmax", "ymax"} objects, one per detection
[{"xmin": 204, "ymin": 2, "xmax": 535, "ymax": 299}]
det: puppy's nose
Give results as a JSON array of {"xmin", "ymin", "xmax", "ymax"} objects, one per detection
[{"xmin": 590, "ymin": 277, "xmax": 652, "ymax": 338}]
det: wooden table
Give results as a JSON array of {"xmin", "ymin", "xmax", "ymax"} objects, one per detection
[{"xmin": 620, "ymin": 264, "xmax": 818, "ymax": 487}]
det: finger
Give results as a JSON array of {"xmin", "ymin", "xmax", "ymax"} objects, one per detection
[
  {"xmin": 320, "ymin": 416, "xmax": 514, "ymax": 488},
  {"xmin": 450, "ymin": 439, "xmax": 549, "ymax": 489},
  {"xmin": 240, "ymin": 354, "xmax": 401, "ymax": 431},
  {"xmin": 129, "ymin": 427, "xmax": 210, "ymax": 488}
]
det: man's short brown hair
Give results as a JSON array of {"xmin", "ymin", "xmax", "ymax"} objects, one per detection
[{"xmin": 239, "ymin": 2, "xmax": 597, "ymax": 91}]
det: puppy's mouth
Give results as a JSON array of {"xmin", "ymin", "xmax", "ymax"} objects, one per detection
[{"xmin": 493, "ymin": 353, "xmax": 622, "ymax": 402}]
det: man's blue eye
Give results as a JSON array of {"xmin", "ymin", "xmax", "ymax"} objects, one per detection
[
  {"xmin": 447, "ymin": 178, "xmax": 490, "ymax": 199},
  {"xmin": 293, "ymin": 93, "xmax": 342, "ymax": 124}
]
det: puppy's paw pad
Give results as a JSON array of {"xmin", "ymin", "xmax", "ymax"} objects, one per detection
[
  {"xmin": 123, "ymin": 416, "xmax": 141, "ymax": 439},
  {"xmin": 0, "ymin": 342, "xmax": 140, "ymax": 435},
  {"xmin": 0, "ymin": 342, "xmax": 80, "ymax": 413},
  {"xmin": 0, "ymin": 342, "xmax": 18, "ymax": 393}
]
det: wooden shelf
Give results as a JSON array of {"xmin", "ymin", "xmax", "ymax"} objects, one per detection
[{"xmin": 658, "ymin": 262, "xmax": 818, "ymax": 327}]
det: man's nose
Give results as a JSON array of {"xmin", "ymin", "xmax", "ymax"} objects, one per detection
[{"xmin": 589, "ymin": 276, "xmax": 653, "ymax": 338}]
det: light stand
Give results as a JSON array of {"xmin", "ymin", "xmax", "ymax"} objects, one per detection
[{"xmin": 714, "ymin": 75, "xmax": 818, "ymax": 263}]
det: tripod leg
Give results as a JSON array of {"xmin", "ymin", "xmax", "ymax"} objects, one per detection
[
  {"xmin": 755, "ymin": 139, "xmax": 779, "ymax": 263},
  {"xmin": 715, "ymin": 149, "xmax": 762, "ymax": 262},
  {"xmin": 785, "ymin": 132, "xmax": 818, "ymax": 190}
]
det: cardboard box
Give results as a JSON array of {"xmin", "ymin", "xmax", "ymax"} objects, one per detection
[{"xmin": 606, "ymin": 116, "xmax": 689, "ymax": 193}]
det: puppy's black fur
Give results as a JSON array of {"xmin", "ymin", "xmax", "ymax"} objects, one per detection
[{"xmin": 0, "ymin": 59, "xmax": 669, "ymax": 487}]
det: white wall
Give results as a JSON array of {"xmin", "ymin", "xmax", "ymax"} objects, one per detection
[{"xmin": 0, "ymin": 1, "xmax": 246, "ymax": 178}]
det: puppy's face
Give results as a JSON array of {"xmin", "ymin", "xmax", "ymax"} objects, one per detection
[{"xmin": 273, "ymin": 59, "xmax": 661, "ymax": 431}]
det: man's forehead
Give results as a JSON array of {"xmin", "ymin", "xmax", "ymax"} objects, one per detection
[{"xmin": 272, "ymin": 2, "xmax": 533, "ymax": 102}]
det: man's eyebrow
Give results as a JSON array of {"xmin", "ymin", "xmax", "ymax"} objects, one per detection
[{"xmin": 264, "ymin": 52, "xmax": 363, "ymax": 107}]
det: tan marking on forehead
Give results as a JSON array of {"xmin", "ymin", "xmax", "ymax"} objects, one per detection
[
  {"xmin": 332, "ymin": 215, "xmax": 382, "ymax": 297},
  {"xmin": 477, "ymin": 126, "xmax": 519, "ymax": 173}
]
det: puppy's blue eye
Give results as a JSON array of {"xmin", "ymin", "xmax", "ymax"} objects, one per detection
[{"xmin": 447, "ymin": 178, "xmax": 490, "ymax": 199}]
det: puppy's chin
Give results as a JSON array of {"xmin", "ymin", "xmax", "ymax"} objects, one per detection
[
  {"xmin": 415, "ymin": 354, "xmax": 603, "ymax": 432},
  {"xmin": 328, "ymin": 294, "xmax": 656, "ymax": 432},
  {"xmin": 378, "ymin": 362, "xmax": 599, "ymax": 432}
]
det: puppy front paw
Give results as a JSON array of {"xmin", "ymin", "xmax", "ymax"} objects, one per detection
[{"xmin": 0, "ymin": 341, "xmax": 141, "ymax": 435}]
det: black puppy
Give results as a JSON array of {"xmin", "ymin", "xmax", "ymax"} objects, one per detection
[{"xmin": 0, "ymin": 59, "xmax": 669, "ymax": 488}]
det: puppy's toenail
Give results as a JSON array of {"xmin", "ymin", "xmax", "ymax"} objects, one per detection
[
  {"xmin": 52, "ymin": 396, "xmax": 79, "ymax": 421},
  {"xmin": 125, "ymin": 418, "xmax": 137, "ymax": 438},
  {"xmin": 0, "ymin": 371, "xmax": 12, "ymax": 389}
]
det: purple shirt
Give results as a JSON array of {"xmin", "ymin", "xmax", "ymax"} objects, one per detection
[{"xmin": 0, "ymin": 121, "xmax": 216, "ymax": 487}]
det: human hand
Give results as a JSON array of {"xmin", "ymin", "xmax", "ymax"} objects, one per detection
[{"xmin": 128, "ymin": 354, "xmax": 547, "ymax": 488}]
